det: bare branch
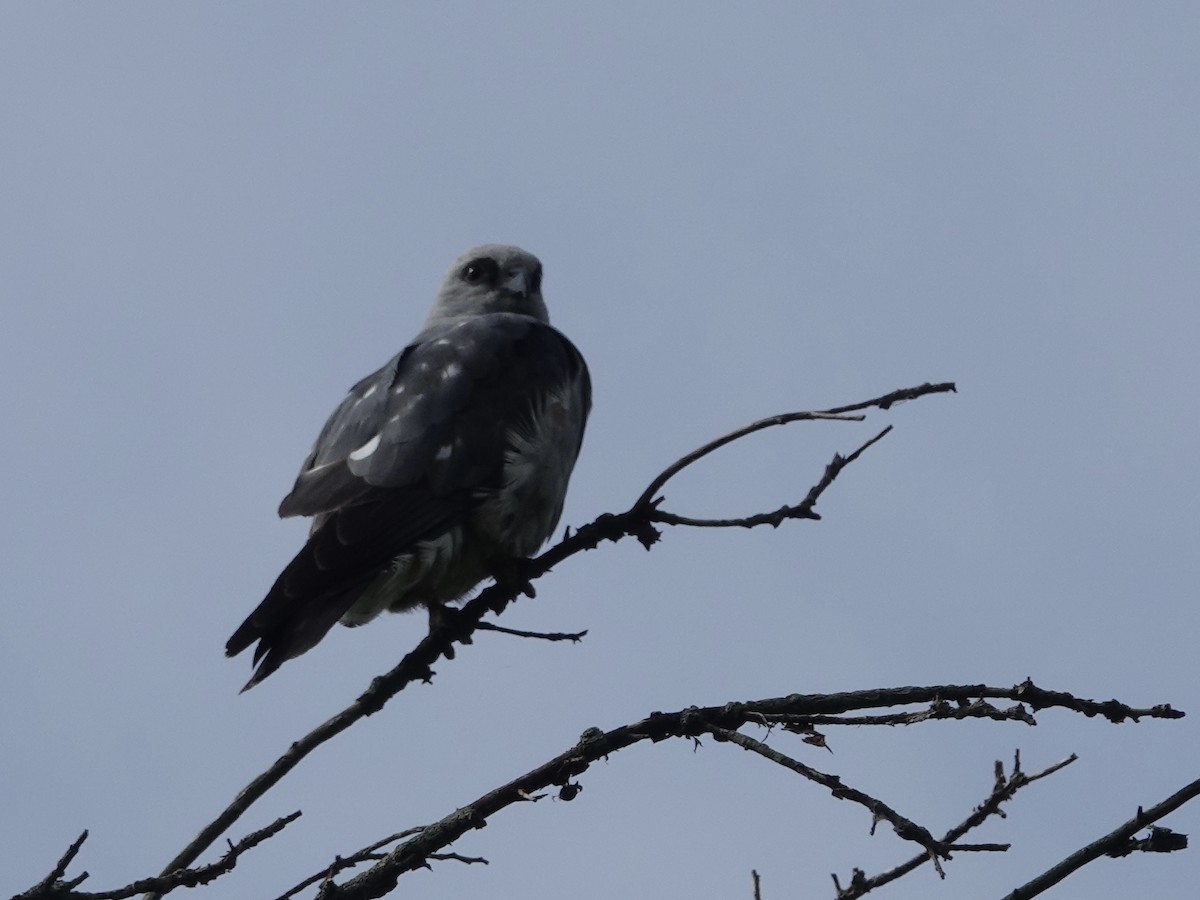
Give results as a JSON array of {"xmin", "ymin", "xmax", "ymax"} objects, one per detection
[
  {"xmin": 1001, "ymin": 777, "xmax": 1200, "ymax": 900},
  {"xmin": 651, "ymin": 426, "xmax": 893, "ymax": 529},
  {"xmin": 832, "ymin": 752, "xmax": 1078, "ymax": 899},
  {"xmin": 424, "ymin": 853, "xmax": 488, "ymax": 866},
  {"xmin": 634, "ymin": 380, "xmax": 956, "ymax": 510},
  {"xmin": 475, "ymin": 622, "xmax": 588, "ymax": 642},
  {"xmin": 310, "ymin": 684, "xmax": 1170, "ymax": 900},
  {"xmin": 772, "ymin": 697, "xmax": 1039, "ymax": 729},
  {"xmin": 15, "ymin": 831, "xmax": 90, "ymax": 899},
  {"xmin": 819, "ymin": 382, "xmax": 958, "ymax": 415},
  {"xmin": 634, "ymin": 411, "xmax": 865, "ymax": 511},
  {"xmin": 272, "ymin": 829, "xmax": 426, "ymax": 900},
  {"xmin": 16, "ymin": 813, "xmax": 300, "ymax": 900},
  {"xmin": 711, "ymin": 727, "xmax": 948, "ymax": 874}
]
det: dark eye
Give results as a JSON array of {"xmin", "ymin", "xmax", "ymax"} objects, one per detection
[{"xmin": 460, "ymin": 257, "xmax": 499, "ymax": 285}]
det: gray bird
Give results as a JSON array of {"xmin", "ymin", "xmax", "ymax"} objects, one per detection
[{"xmin": 226, "ymin": 245, "xmax": 591, "ymax": 690}]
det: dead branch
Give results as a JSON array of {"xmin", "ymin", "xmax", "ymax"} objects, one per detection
[
  {"xmin": 13, "ymin": 813, "xmax": 300, "ymax": 900},
  {"xmin": 831, "ymin": 751, "xmax": 1077, "ymax": 898},
  {"xmin": 286, "ymin": 683, "xmax": 1174, "ymax": 899},
  {"xmin": 475, "ymin": 622, "xmax": 588, "ymax": 642},
  {"xmin": 16, "ymin": 830, "xmax": 90, "ymax": 899},
  {"xmin": 712, "ymin": 727, "xmax": 950, "ymax": 876}
]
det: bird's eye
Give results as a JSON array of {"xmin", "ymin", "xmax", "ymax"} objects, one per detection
[{"xmin": 460, "ymin": 257, "xmax": 499, "ymax": 285}]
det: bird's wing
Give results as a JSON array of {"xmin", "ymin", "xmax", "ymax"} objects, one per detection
[
  {"xmin": 277, "ymin": 327, "xmax": 483, "ymax": 519},
  {"xmin": 226, "ymin": 313, "xmax": 589, "ymax": 685}
]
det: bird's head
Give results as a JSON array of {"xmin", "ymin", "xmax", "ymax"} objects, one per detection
[{"xmin": 427, "ymin": 244, "xmax": 548, "ymax": 325}]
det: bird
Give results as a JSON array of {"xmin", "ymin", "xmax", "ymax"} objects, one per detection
[{"xmin": 226, "ymin": 245, "xmax": 591, "ymax": 690}]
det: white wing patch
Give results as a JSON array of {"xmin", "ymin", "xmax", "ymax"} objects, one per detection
[{"xmin": 348, "ymin": 433, "xmax": 381, "ymax": 461}]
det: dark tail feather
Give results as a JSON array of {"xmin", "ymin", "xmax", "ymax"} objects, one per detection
[
  {"xmin": 226, "ymin": 503, "xmax": 410, "ymax": 690},
  {"xmin": 225, "ymin": 618, "xmax": 263, "ymax": 659},
  {"xmin": 238, "ymin": 645, "xmax": 289, "ymax": 693},
  {"xmin": 226, "ymin": 578, "xmax": 364, "ymax": 691}
]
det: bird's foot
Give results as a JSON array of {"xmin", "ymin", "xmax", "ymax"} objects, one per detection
[
  {"xmin": 428, "ymin": 603, "xmax": 470, "ymax": 659},
  {"xmin": 491, "ymin": 556, "xmax": 538, "ymax": 603}
]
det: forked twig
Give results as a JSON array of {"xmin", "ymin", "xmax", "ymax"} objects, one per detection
[
  {"xmin": 15, "ymin": 814, "xmax": 301, "ymax": 900},
  {"xmin": 832, "ymin": 751, "xmax": 1077, "ymax": 898}
]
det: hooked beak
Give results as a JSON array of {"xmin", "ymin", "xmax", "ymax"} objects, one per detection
[{"xmin": 502, "ymin": 268, "xmax": 531, "ymax": 298}]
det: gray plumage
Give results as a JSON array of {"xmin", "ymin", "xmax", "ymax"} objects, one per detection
[{"xmin": 226, "ymin": 245, "xmax": 591, "ymax": 690}]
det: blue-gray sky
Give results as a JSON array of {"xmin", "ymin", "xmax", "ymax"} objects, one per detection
[{"xmin": 3, "ymin": 5, "xmax": 1198, "ymax": 899}]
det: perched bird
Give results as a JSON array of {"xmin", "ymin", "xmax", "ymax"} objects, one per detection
[{"xmin": 226, "ymin": 245, "xmax": 591, "ymax": 690}]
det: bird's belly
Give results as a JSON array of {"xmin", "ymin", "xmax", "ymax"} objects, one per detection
[{"xmin": 339, "ymin": 527, "xmax": 486, "ymax": 626}]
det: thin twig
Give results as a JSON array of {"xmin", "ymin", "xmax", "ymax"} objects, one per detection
[
  {"xmin": 713, "ymin": 728, "xmax": 948, "ymax": 875},
  {"xmin": 273, "ymin": 829, "xmax": 426, "ymax": 900},
  {"xmin": 944, "ymin": 844, "xmax": 1010, "ymax": 852},
  {"xmin": 654, "ymin": 425, "xmax": 895, "ymax": 530},
  {"xmin": 770, "ymin": 698, "xmax": 1039, "ymax": 729},
  {"xmin": 424, "ymin": 853, "xmax": 488, "ymax": 866},
  {"xmin": 633, "ymin": 381, "xmax": 956, "ymax": 510},
  {"xmin": 475, "ymin": 622, "xmax": 588, "ymax": 642},
  {"xmin": 820, "ymin": 382, "xmax": 958, "ymax": 415}
]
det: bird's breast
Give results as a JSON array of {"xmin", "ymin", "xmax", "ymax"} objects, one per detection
[{"xmin": 476, "ymin": 375, "xmax": 587, "ymax": 556}]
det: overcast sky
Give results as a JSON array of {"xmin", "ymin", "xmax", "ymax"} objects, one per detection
[{"xmin": 3, "ymin": 5, "xmax": 1198, "ymax": 899}]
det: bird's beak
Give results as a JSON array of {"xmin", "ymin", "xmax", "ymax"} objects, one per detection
[{"xmin": 503, "ymin": 269, "xmax": 531, "ymax": 298}]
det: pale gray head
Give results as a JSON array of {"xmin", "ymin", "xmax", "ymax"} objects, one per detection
[{"xmin": 426, "ymin": 244, "xmax": 549, "ymax": 326}]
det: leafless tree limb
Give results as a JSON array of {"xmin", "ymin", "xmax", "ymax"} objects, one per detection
[
  {"xmin": 14, "ymin": 813, "xmax": 301, "ymax": 900},
  {"xmin": 290, "ymin": 683, "xmax": 1175, "ymax": 900}
]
